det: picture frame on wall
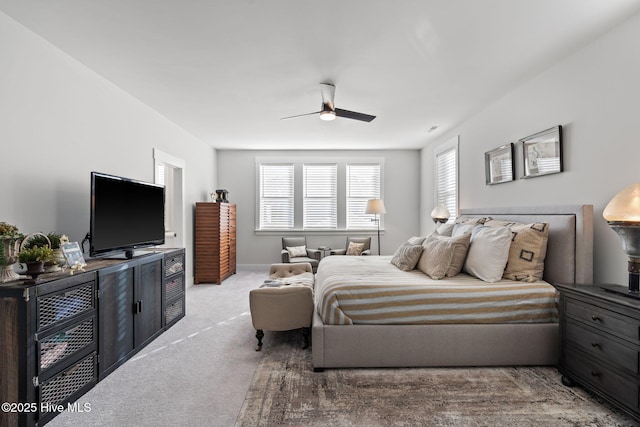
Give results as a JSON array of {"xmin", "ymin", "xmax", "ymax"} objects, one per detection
[
  {"xmin": 485, "ymin": 143, "xmax": 515, "ymax": 185},
  {"xmin": 521, "ymin": 125, "xmax": 563, "ymax": 178}
]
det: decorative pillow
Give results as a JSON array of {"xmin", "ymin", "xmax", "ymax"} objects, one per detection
[
  {"xmin": 390, "ymin": 243, "xmax": 424, "ymax": 271},
  {"xmin": 434, "ymin": 223, "xmax": 454, "ymax": 237},
  {"xmin": 484, "ymin": 220, "xmax": 550, "ymax": 282},
  {"xmin": 452, "ymin": 223, "xmax": 474, "ymax": 237},
  {"xmin": 286, "ymin": 245, "xmax": 307, "ymax": 258},
  {"xmin": 417, "ymin": 232, "xmax": 471, "ymax": 279},
  {"xmin": 455, "ymin": 216, "xmax": 490, "ymax": 225},
  {"xmin": 407, "ymin": 236, "xmax": 426, "ymax": 245},
  {"xmin": 346, "ymin": 241, "xmax": 366, "ymax": 256},
  {"xmin": 463, "ymin": 226, "xmax": 512, "ymax": 283}
]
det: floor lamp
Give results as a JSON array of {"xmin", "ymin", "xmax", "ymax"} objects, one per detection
[{"xmin": 365, "ymin": 199, "xmax": 386, "ymax": 255}]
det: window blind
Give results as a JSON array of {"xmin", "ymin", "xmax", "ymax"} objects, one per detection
[
  {"xmin": 435, "ymin": 147, "xmax": 457, "ymax": 222},
  {"xmin": 346, "ymin": 164, "xmax": 381, "ymax": 229},
  {"xmin": 303, "ymin": 164, "xmax": 337, "ymax": 229},
  {"xmin": 259, "ymin": 164, "xmax": 294, "ymax": 229}
]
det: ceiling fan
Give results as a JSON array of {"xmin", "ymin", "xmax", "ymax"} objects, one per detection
[{"xmin": 281, "ymin": 83, "xmax": 376, "ymax": 122}]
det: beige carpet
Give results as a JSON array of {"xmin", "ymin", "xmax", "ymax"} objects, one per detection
[{"xmin": 236, "ymin": 330, "xmax": 638, "ymax": 427}]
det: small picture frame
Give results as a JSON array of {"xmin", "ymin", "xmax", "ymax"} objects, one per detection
[
  {"xmin": 485, "ymin": 143, "xmax": 515, "ymax": 185},
  {"xmin": 61, "ymin": 242, "xmax": 87, "ymax": 268},
  {"xmin": 521, "ymin": 125, "xmax": 563, "ymax": 178}
]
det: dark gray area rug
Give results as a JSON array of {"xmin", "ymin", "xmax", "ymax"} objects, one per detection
[{"xmin": 236, "ymin": 330, "xmax": 638, "ymax": 427}]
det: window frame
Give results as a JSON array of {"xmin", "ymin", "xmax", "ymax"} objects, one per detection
[
  {"xmin": 255, "ymin": 157, "xmax": 384, "ymax": 233},
  {"xmin": 433, "ymin": 136, "xmax": 459, "ymax": 223}
]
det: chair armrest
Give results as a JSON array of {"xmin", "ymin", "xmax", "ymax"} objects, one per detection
[
  {"xmin": 361, "ymin": 249, "xmax": 371, "ymax": 256},
  {"xmin": 281, "ymin": 249, "xmax": 291, "ymax": 263},
  {"xmin": 306, "ymin": 248, "xmax": 322, "ymax": 261},
  {"xmin": 330, "ymin": 249, "xmax": 347, "ymax": 255}
]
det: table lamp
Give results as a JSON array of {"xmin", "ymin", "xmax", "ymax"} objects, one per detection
[
  {"xmin": 603, "ymin": 183, "xmax": 640, "ymax": 296},
  {"xmin": 430, "ymin": 205, "xmax": 451, "ymax": 224}
]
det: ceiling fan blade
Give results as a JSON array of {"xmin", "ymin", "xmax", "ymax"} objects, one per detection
[
  {"xmin": 320, "ymin": 83, "xmax": 336, "ymax": 110},
  {"xmin": 280, "ymin": 111, "xmax": 321, "ymax": 120},
  {"xmin": 335, "ymin": 108, "xmax": 376, "ymax": 122}
]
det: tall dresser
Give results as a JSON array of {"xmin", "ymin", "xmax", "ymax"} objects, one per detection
[{"xmin": 194, "ymin": 202, "xmax": 237, "ymax": 284}]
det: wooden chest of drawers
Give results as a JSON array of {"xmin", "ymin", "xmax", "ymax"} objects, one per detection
[{"xmin": 556, "ymin": 283, "xmax": 640, "ymax": 421}]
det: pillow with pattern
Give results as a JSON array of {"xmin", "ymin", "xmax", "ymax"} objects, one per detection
[
  {"xmin": 286, "ymin": 245, "xmax": 307, "ymax": 258},
  {"xmin": 346, "ymin": 241, "xmax": 366, "ymax": 256},
  {"xmin": 484, "ymin": 220, "xmax": 550, "ymax": 282}
]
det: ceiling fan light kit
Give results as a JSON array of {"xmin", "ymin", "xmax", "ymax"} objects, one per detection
[{"xmin": 281, "ymin": 83, "xmax": 376, "ymax": 123}]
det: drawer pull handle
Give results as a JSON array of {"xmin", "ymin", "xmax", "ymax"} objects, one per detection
[
  {"xmin": 591, "ymin": 315, "xmax": 601, "ymax": 322},
  {"xmin": 591, "ymin": 342, "xmax": 600, "ymax": 348},
  {"xmin": 591, "ymin": 370, "xmax": 601, "ymax": 377}
]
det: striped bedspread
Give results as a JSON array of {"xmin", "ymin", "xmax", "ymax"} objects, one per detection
[{"xmin": 316, "ymin": 256, "xmax": 559, "ymax": 326}]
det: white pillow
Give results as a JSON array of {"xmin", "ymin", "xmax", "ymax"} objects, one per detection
[
  {"xmin": 463, "ymin": 226, "xmax": 512, "ymax": 283},
  {"xmin": 286, "ymin": 245, "xmax": 307, "ymax": 258}
]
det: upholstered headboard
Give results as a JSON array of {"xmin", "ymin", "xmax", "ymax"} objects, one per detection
[{"xmin": 460, "ymin": 205, "xmax": 593, "ymax": 285}]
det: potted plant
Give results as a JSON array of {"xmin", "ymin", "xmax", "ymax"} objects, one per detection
[
  {"xmin": 23, "ymin": 231, "xmax": 68, "ymax": 271},
  {"xmin": 0, "ymin": 222, "xmax": 23, "ymax": 282},
  {"xmin": 18, "ymin": 245, "xmax": 54, "ymax": 279}
]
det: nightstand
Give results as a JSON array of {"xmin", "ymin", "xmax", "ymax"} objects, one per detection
[{"xmin": 555, "ymin": 283, "xmax": 640, "ymax": 421}]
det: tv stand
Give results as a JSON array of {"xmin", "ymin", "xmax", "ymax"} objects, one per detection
[{"xmin": 0, "ymin": 248, "xmax": 185, "ymax": 426}]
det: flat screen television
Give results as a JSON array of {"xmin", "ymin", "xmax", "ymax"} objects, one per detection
[{"xmin": 90, "ymin": 172, "xmax": 165, "ymax": 258}]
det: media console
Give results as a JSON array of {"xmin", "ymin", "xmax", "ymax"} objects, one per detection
[{"xmin": 0, "ymin": 248, "xmax": 185, "ymax": 427}]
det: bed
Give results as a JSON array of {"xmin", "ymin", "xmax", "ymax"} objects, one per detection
[{"xmin": 311, "ymin": 205, "xmax": 593, "ymax": 369}]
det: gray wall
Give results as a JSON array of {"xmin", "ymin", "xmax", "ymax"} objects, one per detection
[
  {"xmin": 217, "ymin": 150, "xmax": 421, "ymax": 265},
  {"xmin": 0, "ymin": 12, "xmax": 216, "ymax": 283},
  {"xmin": 421, "ymin": 11, "xmax": 640, "ymax": 285}
]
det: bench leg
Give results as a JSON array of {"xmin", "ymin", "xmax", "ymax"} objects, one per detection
[
  {"xmin": 302, "ymin": 327, "xmax": 310, "ymax": 349},
  {"xmin": 255, "ymin": 329, "xmax": 264, "ymax": 351}
]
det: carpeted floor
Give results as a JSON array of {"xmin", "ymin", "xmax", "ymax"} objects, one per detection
[{"xmin": 236, "ymin": 330, "xmax": 639, "ymax": 427}]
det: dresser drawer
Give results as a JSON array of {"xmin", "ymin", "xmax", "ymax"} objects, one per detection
[
  {"xmin": 165, "ymin": 253, "xmax": 184, "ymax": 277},
  {"xmin": 566, "ymin": 319, "xmax": 639, "ymax": 374},
  {"xmin": 38, "ymin": 316, "xmax": 96, "ymax": 373},
  {"xmin": 565, "ymin": 297, "xmax": 640, "ymax": 343},
  {"xmin": 39, "ymin": 352, "xmax": 97, "ymax": 417},
  {"xmin": 38, "ymin": 282, "xmax": 95, "ymax": 331},
  {"xmin": 565, "ymin": 348, "xmax": 639, "ymax": 411}
]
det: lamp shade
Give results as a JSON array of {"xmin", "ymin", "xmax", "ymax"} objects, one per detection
[
  {"xmin": 365, "ymin": 199, "xmax": 386, "ymax": 215},
  {"xmin": 430, "ymin": 205, "xmax": 451, "ymax": 221},
  {"xmin": 603, "ymin": 183, "xmax": 640, "ymax": 222}
]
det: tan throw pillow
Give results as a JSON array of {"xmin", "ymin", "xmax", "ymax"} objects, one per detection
[
  {"xmin": 286, "ymin": 245, "xmax": 307, "ymax": 258},
  {"xmin": 417, "ymin": 233, "xmax": 471, "ymax": 279},
  {"xmin": 346, "ymin": 241, "xmax": 365, "ymax": 256},
  {"xmin": 484, "ymin": 220, "xmax": 549, "ymax": 282},
  {"xmin": 390, "ymin": 243, "xmax": 424, "ymax": 271}
]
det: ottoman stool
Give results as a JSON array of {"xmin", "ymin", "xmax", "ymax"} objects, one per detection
[{"xmin": 249, "ymin": 262, "xmax": 315, "ymax": 351}]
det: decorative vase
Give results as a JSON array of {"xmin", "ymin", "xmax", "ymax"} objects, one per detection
[
  {"xmin": 1, "ymin": 237, "xmax": 20, "ymax": 283},
  {"xmin": 25, "ymin": 261, "xmax": 45, "ymax": 281},
  {"xmin": 44, "ymin": 248, "xmax": 66, "ymax": 273}
]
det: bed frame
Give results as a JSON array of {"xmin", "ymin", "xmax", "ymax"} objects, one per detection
[{"xmin": 311, "ymin": 205, "xmax": 593, "ymax": 369}]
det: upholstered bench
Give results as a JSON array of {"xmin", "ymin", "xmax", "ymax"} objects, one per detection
[{"xmin": 249, "ymin": 263, "xmax": 315, "ymax": 351}]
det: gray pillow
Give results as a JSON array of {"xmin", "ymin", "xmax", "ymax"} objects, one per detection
[
  {"xmin": 390, "ymin": 243, "xmax": 424, "ymax": 271},
  {"xmin": 417, "ymin": 233, "xmax": 471, "ymax": 279}
]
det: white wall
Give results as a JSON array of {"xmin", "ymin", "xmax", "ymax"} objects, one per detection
[
  {"xmin": 421, "ymin": 12, "xmax": 640, "ymax": 285},
  {"xmin": 0, "ymin": 12, "xmax": 215, "ymax": 283},
  {"xmin": 217, "ymin": 149, "xmax": 421, "ymax": 265}
]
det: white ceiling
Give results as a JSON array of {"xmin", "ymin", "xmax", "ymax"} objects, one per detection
[{"xmin": 1, "ymin": 0, "xmax": 639, "ymax": 150}]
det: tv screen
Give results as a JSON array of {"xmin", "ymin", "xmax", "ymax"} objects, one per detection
[{"xmin": 90, "ymin": 172, "xmax": 165, "ymax": 258}]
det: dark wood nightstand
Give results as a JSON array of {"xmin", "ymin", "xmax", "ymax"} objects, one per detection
[{"xmin": 555, "ymin": 283, "xmax": 640, "ymax": 421}]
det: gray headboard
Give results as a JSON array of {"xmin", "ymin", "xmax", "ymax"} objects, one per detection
[{"xmin": 460, "ymin": 205, "xmax": 593, "ymax": 285}]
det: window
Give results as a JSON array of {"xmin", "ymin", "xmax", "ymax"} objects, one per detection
[
  {"xmin": 259, "ymin": 164, "xmax": 294, "ymax": 229},
  {"xmin": 303, "ymin": 164, "xmax": 337, "ymax": 229},
  {"xmin": 434, "ymin": 137, "xmax": 459, "ymax": 222},
  {"xmin": 257, "ymin": 158, "xmax": 383, "ymax": 231},
  {"xmin": 346, "ymin": 164, "xmax": 381, "ymax": 229}
]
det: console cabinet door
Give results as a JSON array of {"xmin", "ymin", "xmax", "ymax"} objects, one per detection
[
  {"xmin": 98, "ymin": 265, "xmax": 135, "ymax": 379},
  {"xmin": 135, "ymin": 257, "xmax": 163, "ymax": 347}
]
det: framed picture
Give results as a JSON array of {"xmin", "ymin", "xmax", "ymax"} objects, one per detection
[
  {"xmin": 485, "ymin": 143, "xmax": 515, "ymax": 185},
  {"xmin": 61, "ymin": 242, "xmax": 87, "ymax": 268},
  {"xmin": 521, "ymin": 125, "xmax": 563, "ymax": 178}
]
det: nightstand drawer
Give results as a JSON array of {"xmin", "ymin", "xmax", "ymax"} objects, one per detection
[
  {"xmin": 566, "ymin": 319, "xmax": 639, "ymax": 374},
  {"xmin": 565, "ymin": 297, "xmax": 640, "ymax": 343},
  {"xmin": 565, "ymin": 348, "xmax": 639, "ymax": 411}
]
